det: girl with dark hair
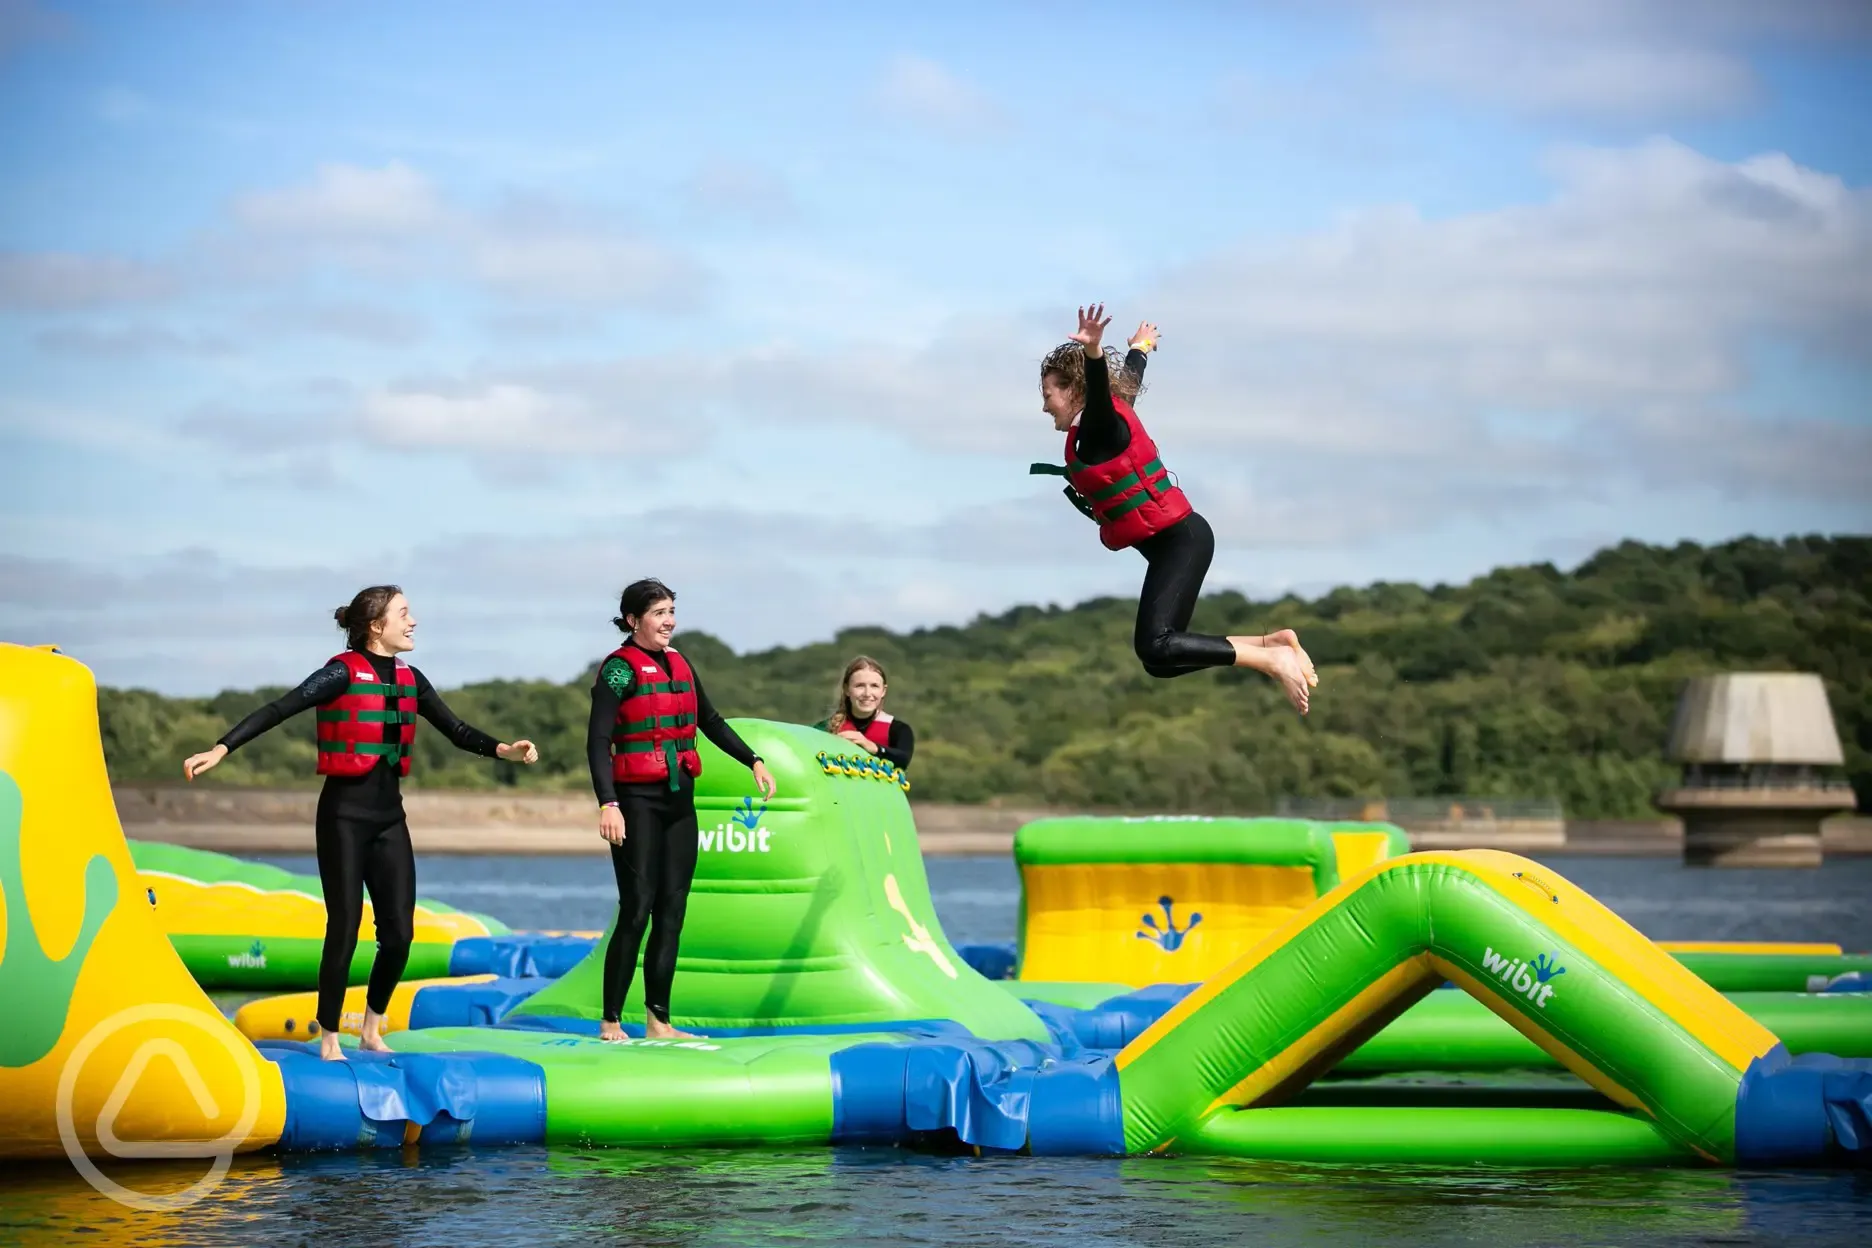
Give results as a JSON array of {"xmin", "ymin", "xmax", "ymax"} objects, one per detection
[
  {"xmin": 586, "ymin": 577, "xmax": 776, "ymax": 1041},
  {"xmin": 181, "ymin": 586, "xmax": 539, "ymax": 1061},
  {"xmin": 1035, "ymin": 305, "xmax": 1319, "ymax": 713},
  {"xmin": 813, "ymin": 655, "xmax": 915, "ymax": 773}
]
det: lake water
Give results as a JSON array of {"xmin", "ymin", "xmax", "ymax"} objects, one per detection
[{"xmin": 5, "ymin": 853, "xmax": 1871, "ymax": 1247}]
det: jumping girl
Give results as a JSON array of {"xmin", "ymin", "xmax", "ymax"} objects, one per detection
[
  {"xmin": 814, "ymin": 655, "xmax": 915, "ymax": 773},
  {"xmin": 181, "ymin": 586, "xmax": 539, "ymax": 1061},
  {"xmin": 586, "ymin": 577, "xmax": 777, "ymax": 1041},
  {"xmin": 1035, "ymin": 304, "xmax": 1318, "ymax": 712}
]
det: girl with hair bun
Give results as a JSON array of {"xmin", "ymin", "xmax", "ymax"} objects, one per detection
[
  {"xmin": 814, "ymin": 656, "xmax": 915, "ymax": 773},
  {"xmin": 182, "ymin": 586, "xmax": 539, "ymax": 1061},
  {"xmin": 586, "ymin": 576, "xmax": 776, "ymax": 1043}
]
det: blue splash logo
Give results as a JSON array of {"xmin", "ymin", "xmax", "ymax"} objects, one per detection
[
  {"xmin": 1136, "ymin": 897, "xmax": 1202, "ymax": 952},
  {"xmin": 1481, "ymin": 946, "xmax": 1566, "ymax": 1008},
  {"xmin": 701, "ymin": 796, "xmax": 771, "ymax": 853}
]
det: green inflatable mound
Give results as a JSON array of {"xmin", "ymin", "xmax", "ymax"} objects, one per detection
[
  {"xmin": 510, "ymin": 722, "xmax": 1049, "ymax": 1039},
  {"xmin": 129, "ymin": 838, "xmax": 511, "ymax": 989}
]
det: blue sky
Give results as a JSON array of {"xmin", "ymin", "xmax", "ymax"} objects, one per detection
[{"xmin": 2, "ymin": 0, "xmax": 1868, "ymax": 695}]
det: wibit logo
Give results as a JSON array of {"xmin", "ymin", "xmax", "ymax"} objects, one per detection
[
  {"xmin": 700, "ymin": 796, "xmax": 771, "ymax": 854},
  {"xmin": 1481, "ymin": 946, "xmax": 1567, "ymax": 1008},
  {"xmin": 225, "ymin": 940, "xmax": 267, "ymax": 970},
  {"xmin": 1136, "ymin": 896, "xmax": 1202, "ymax": 952}
]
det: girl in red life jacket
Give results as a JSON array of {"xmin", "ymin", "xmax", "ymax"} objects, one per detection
[
  {"xmin": 813, "ymin": 655, "xmax": 916, "ymax": 773},
  {"xmin": 586, "ymin": 577, "xmax": 778, "ymax": 1042},
  {"xmin": 181, "ymin": 585, "xmax": 540, "ymax": 1061},
  {"xmin": 1037, "ymin": 304, "xmax": 1319, "ymax": 713}
]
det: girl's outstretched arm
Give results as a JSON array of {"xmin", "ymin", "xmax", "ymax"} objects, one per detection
[
  {"xmin": 1123, "ymin": 320, "xmax": 1157, "ymax": 403},
  {"xmin": 1069, "ymin": 303, "xmax": 1131, "ymax": 465},
  {"xmin": 413, "ymin": 668, "xmax": 534, "ymax": 762},
  {"xmin": 184, "ymin": 661, "xmax": 349, "ymax": 778}
]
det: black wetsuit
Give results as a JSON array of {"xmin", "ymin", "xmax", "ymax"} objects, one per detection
[
  {"xmin": 816, "ymin": 713, "xmax": 916, "ymax": 772},
  {"xmin": 216, "ymin": 652, "xmax": 502, "ymax": 1033},
  {"xmin": 1075, "ymin": 349, "xmax": 1237, "ymax": 678},
  {"xmin": 585, "ymin": 648, "xmax": 761, "ymax": 1025}
]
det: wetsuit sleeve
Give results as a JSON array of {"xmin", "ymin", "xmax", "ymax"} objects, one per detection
[
  {"xmin": 881, "ymin": 719, "xmax": 916, "ymax": 771},
  {"xmin": 1072, "ymin": 350, "xmax": 1132, "ymax": 466},
  {"xmin": 587, "ymin": 658, "xmax": 633, "ymax": 806},
  {"xmin": 693, "ymin": 672, "xmax": 761, "ymax": 769},
  {"xmin": 1124, "ymin": 348, "xmax": 1149, "ymax": 404},
  {"xmin": 412, "ymin": 669, "xmax": 503, "ymax": 759},
  {"xmin": 216, "ymin": 661, "xmax": 349, "ymax": 753}
]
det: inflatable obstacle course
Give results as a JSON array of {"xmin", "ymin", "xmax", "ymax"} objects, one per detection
[
  {"xmin": 3, "ymin": 639, "xmax": 1868, "ymax": 1171},
  {"xmin": 129, "ymin": 839, "xmax": 511, "ymax": 989}
]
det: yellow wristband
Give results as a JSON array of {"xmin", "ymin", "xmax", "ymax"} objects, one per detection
[{"xmin": 1132, "ymin": 339, "xmax": 1154, "ymax": 353}]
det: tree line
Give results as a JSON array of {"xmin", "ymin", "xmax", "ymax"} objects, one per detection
[{"xmin": 96, "ymin": 535, "xmax": 1871, "ymax": 818}]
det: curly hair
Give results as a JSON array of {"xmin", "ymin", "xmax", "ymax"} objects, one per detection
[{"xmin": 1039, "ymin": 342, "xmax": 1145, "ymax": 404}]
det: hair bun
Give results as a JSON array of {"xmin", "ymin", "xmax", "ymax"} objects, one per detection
[
  {"xmin": 333, "ymin": 606, "xmax": 349, "ymax": 629},
  {"xmin": 611, "ymin": 615, "xmax": 627, "ymax": 630}
]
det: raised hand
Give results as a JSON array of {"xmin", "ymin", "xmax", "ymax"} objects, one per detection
[
  {"xmin": 1070, "ymin": 303, "xmax": 1111, "ymax": 351},
  {"xmin": 1128, "ymin": 321, "xmax": 1159, "ymax": 351}
]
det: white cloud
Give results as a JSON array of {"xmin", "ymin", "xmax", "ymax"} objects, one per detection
[
  {"xmin": 875, "ymin": 55, "xmax": 1008, "ymax": 138},
  {"xmin": 469, "ymin": 227, "xmax": 702, "ymax": 306},
  {"xmin": 34, "ymin": 323, "xmax": 235, "ymax": 358},
  {"xmin": 232, "ymin": 161, "xmax": 444, "ymax": 237},
  {"xmin": 1359, "ymin": 0, "xmax": 1872, "ymax": 119},
  {"xmin": 683, "ymin": 159, "xmax": 799, "ymax": 225},
  {"xmin": 0, "ymin": 252, "xmax": 175, "ymax": 309}
]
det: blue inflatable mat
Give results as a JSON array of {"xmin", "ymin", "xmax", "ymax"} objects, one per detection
[
  {"xmin": 448, "ymin": 934, "xmax": 597, "ymax": 979},
  {"xmin": 261, "ymin": 1043, "xmax": 546, "ymax": 1151},
  {"xmin": 830, "ymin": 1037, "xmax": 1123, "ymax": 1155}
]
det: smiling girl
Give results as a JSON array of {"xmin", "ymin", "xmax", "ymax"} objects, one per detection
[
  {"xmin": 181, "ymin": 585, "xmax": 539, "ymax": 1061},
  {"xmin": 815, "ymin": 655, "xmax": 915, "ymax": 774},
  {"xmin": 586, "ymin": 577, "xmax": 777, "ymax": 1042}
]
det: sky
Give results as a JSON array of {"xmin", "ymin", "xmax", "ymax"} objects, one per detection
[{"xmin": 1, "ymin": 0, "xmax": 1868, "ymax": 695}]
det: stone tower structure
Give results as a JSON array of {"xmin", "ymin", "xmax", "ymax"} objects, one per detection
[{"xmin": 1653, "ymin": 672, "xmax": 1856, "ymax": 866}]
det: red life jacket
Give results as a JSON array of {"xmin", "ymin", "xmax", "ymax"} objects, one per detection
[
  {"xmin": 608, "ymin": 644, "xmax": 702, "ymax": 789},
  {"xmin": 834, "ymin": 710, "xmax": 893, "ymax": 748},
  {"xmin": 1062, "ymin": 397, "xmax": 1192, "ymax": 551},
  {"xmin": 316, "ymin": 651, "xmax": 417, "ymax": 777}
]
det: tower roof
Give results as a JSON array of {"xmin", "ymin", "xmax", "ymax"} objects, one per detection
[{"xmin": 1664, "ymin": 672, "xmax": 1845, "ymax": 766}]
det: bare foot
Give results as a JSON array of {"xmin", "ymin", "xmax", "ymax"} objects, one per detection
[
  {"xmin": 318, "ymin": 1030, "xmax": 346, "ymax": 1062},
  {"xmin": 358, "ymin": 1010, "xmax": 395, "ymax": 1053},
  {"xmin": 1260, "ymin": 628, "xmax": 1319, "ymax": 688},
  {"xmin": 598, "ymin": 1020, "xmax": 628, "ymax": 1043},
  {"xmin": 645, "ymin": 1017, "xmax": 701, "ymax": 1040},
  {"xmin": 1231, "ymin": 638, "xmax": 1311, "ymax": 714}
]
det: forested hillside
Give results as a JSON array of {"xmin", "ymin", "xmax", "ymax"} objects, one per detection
[{"xmin": 96, "ymin": 536, "xmax": 1871, "ymax": 818}]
